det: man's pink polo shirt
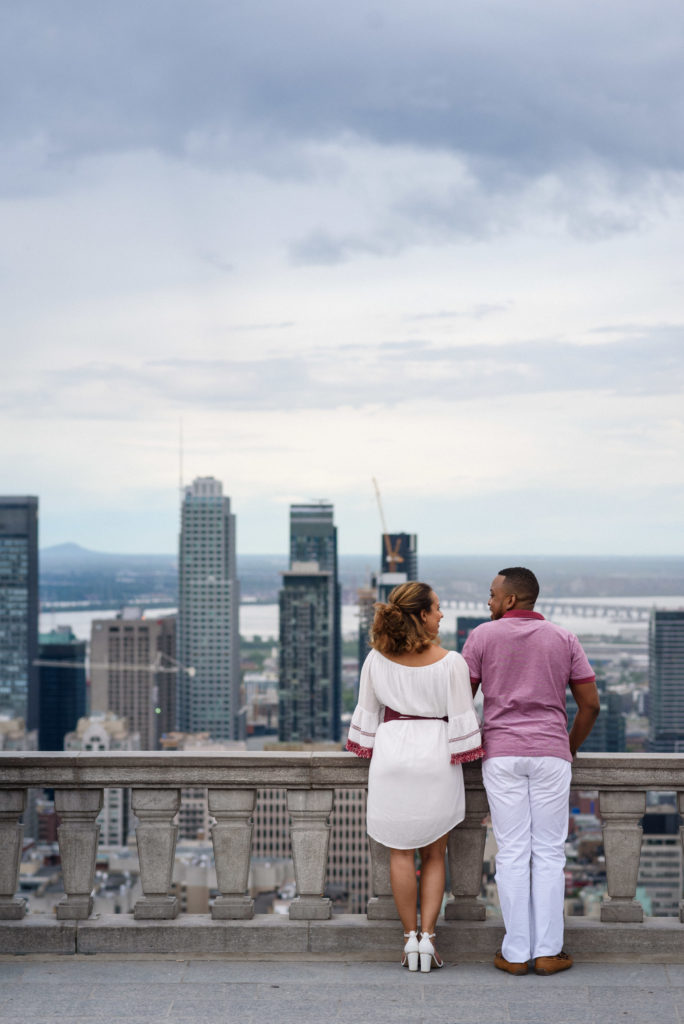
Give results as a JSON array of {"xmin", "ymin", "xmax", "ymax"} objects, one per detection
[{"xmin": 461, "ymin": 610, "xmax": 595, "ymax": 763}]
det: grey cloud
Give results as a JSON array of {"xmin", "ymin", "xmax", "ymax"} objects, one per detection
[
  {"xmin": 288, "ymin": 159, "xmax": 671, "ymax": 265},
  {"xmin": 3, "ymin": 0, "xmax": 684, "ymax": 199},
  {"xmin": 236, "ymin": 321, "xmax": 296, "ymax": 332},
  {"xmin": 208, "ymin": 321, "xmax": 296, "ymax": 334},
  {"xmin": 589, "ymin": 322, "xmax": 682, "ymax": 338},
  {"xmin": 405, "ymin": 305, "xmax": 511, "ymax": 322},
  {"xmin": 289, "ymin": 230, "xmax": 391, "ymax": 266},
  {"xmin": 10, "ymin": 330, "xmax": 681, "ymax": 421},
  {"xmin": 394, "ymin": 164, "xmax": 673, "ymax": 247},
  {"xmin": 198, "ymin": 251, "xmax": 235, "ymax": 274},
  {"xmin": 393, "ymin": 188, "xmax": 513, "ymax": 244},
  {"xmin": 155, "ymin": 331, "xmax": 684, "ymax": 407},
  {"xmin": 377, "ymin": 341, "xmax": 431, "ymax": 352},
  {"xmin": 289, "ymin": 232, "xmax": 353, "ymax": 267},
  {"xmin": 288, "ymin": 185, "xmax": 519, "ymax": 266},
  {"xmin": 143, "ymin": 356, "xmax": 319, "ymax": 409},
  {"xmin": 4, "ymin": 364, "xmax": 146, "ymax": 422},
  {"xmin": 288, "ymin": 187, "xmax": 511, "ymax": 264}
]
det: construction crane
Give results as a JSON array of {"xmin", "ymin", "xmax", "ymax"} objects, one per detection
[
  {"xmin": 33, "ymin": 651, "xmax": 196, "ymax": 676},
  {"xmin": 372, "ymin": 477, "xmax": 404, "ymax": 573}
]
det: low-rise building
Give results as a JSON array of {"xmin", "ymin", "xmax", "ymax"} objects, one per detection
[
  {"xmin": 638, "ymin": 807, "xmax": 683, "ymax": 916},
  {"xmin": 64, "ymin": 713, "xmax": 140, "ymax": 845},
  {"xmin": 159, "ymin": 732, "xmax": 247, "ymax": 840}
]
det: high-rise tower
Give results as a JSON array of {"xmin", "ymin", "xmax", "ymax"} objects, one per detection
[
  {"xmin": 379, "ymin": 532, "xmax": 418, "ymax": 580},
  {"xmin": 279, "ymin": 503, "xmax": 341, "ymax": 742},
  {"xmin": 358, "ymin": 532, "xmax": 419, "ymax": 689},
  {"xmin": 289, "ymin": 503, "xmax": 339, "ymax": 572},
  {"xmin": 648, "ymin": 609, "xmax": 684, "ymax": 752},
  {"xmin": 566, "ymin": 672, "xmax": 625, "ymax": 753},
  {"xmin": 90, "ymin": 611, "xmax": 177, "ymax": 749},
  {"xmin": 375, "ymin": 532, "xmax": 418, "ymax": 602},
  {"xmin": 177, "ymin": 477, "xmax": 240, "ymax": 741},
  {"xmin": 38, "ymin": 626, "xmax": 86, "ymax": 751},
  {"xmin": 0, "ymin": 496, "xmax": 39, "ymax": 727},
  {"xmin": 456, "ymin": 615, "xmax": 489, "ymax": 654}
]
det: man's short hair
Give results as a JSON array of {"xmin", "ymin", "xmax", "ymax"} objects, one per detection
[{"xmin": 498, "ymin": 566, "xmax": 540, "ymax": 607}]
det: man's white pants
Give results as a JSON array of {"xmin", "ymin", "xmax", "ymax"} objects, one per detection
[{"xmin": 482, "ymin": 756, "xmax": 572, "ymax": 963}]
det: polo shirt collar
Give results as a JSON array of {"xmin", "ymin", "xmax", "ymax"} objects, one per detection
[{"xmin": 503, "ymin": 609, "xmax": 545, "ymax": 620}]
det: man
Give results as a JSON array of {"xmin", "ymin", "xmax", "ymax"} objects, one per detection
[{"xmin": 462, "ymin": 567, "xmax": 600, "ymax": 977}]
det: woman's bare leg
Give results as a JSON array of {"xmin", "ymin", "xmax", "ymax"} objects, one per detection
[
  {"xmin": 389, "ymin": 847, "xmax": 418, "ymax": 933},
  {"xmin": 418, "ymin": 834, "xmax": 449, "ymax": 935}
]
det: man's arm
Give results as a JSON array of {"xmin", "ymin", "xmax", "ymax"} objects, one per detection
[
  {"xmin": 461, "ymin": 634, "xmax": 481, "ymax": 699},
  {"xmin": 568, "ymin": 680, "xmax": 601, "ymax": 757}
]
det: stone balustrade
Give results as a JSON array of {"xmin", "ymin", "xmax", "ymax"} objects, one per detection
[{"xmin": 1, "ymin": 751, "xmax": 684, "ymax": 948}]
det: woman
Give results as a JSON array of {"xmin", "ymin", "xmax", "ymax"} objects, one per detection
[{"xmin": 346, "ymin": 581, "xmax": 483, "ymax": 972}]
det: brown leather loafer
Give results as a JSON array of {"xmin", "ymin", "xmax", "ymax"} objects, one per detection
[
  {"xmin": 533, "ymin": 951, "xmax": 573, "ymax": 975},
  {"xmin": 494, "ymin": 949, "xmax": 528, "ymax": 975}
]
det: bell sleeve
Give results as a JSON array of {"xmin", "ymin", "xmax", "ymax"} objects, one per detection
[
  {"xmin": 346, "ymin": 652, "xmax": 382, "ymax": 759},
  {"xmin": 447, "ymin": 652, "xmax": 485, "ymax": 765}
]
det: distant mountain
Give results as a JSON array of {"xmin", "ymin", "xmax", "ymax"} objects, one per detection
[
  {"xmin": 40, "ymin": 544, "xmax": 179, "ymax": 607},
  {"xmin": 41, "ymin": 543, "xmax": 177, "ymax": 572}
]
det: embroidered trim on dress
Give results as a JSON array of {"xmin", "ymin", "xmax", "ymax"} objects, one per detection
[
  {"xmin": 450, "ymin": 745, "xmax": 485, "ymax": 765},
  {"xmin": 448, "ymin": 728, "xmax": 481, "ymax": 744},
  {"xmin": 348, "ymin": 722, "xmax": 376, "ymax": 738},
  {"xmin": 346, "ymin": 739, "xmax": 373, "ymax": 759}
]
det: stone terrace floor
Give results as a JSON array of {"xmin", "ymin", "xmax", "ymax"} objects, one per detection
[{"xmin": 1, "ymin": 955, "xmax": 684, "ymax": 1024}]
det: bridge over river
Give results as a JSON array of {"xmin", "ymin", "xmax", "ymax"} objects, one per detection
[{"xmin": 445, "ymin": 598, "xmax": 658, "ymax": 622}]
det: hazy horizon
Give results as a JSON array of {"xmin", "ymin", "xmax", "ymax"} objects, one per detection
[{"xmin": 39, "ymin": 541, "xmax": 684, "ymax": 562}]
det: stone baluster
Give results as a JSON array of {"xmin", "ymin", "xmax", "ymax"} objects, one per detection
[
  {"xmin": 366, "ymin": 837, "xmax": 400, "ymax": 920},
  {"xmin": 209, "ymin": 788, "xmax": 256, "ymax": 919},
  {"xmin": 445, "ymin": 787, "xmax": 489, "ymax": 921},
  {"xmin": 286, "ymin": 789, "xmax": 334, "ymax": 920},
  {"xmin": 132, "ymin": 788, "xmax": 181, "ymax": 920},
  {"xmin": 0, "ymin": 789, "xmax": 27, "ymax": 919},
  {"xmin": 54, "ymin": 788, "xmax": 103, "ymax": 920},
  {"xmin": 599, "ymin": 789, "xmax": 645, "ymax": 923}
]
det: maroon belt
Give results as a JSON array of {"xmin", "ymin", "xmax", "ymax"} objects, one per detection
[{"xmin": 383, "ymin": 706, "xmax": 448, "ymax": 723}]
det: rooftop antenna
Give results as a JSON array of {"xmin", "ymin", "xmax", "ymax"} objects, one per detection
[{"xmin": 179, "ymin": 416, "xmax": 184, "ymax": 495}]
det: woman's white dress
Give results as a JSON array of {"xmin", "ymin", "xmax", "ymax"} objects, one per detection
[{"xmin": 346, "ymin": 648, "xmax": 483, "ymax": 850}]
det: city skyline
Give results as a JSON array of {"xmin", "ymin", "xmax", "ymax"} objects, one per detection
[{"xmin": 2, "ymin": 2, "xmax": 684, "ymax": 557}]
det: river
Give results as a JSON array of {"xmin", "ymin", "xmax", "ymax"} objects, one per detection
[{"xmin": 40, "ymin": 595, "xmax": 684, "ymax": 645}]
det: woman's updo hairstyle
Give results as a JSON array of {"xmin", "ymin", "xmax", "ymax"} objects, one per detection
[{"xmin": 370, "ymin": 581, "xmax": 436, "ymax": 656}]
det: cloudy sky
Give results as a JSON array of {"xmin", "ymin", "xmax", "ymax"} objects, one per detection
[{"xmin": 2, "ymin": 0, "xmax": 684, "ymax": 555}]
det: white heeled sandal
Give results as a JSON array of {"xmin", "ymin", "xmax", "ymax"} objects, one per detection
[
  {"xmin": 402, "ymin": 930, "xmax": 420, "ymax": 971},
  {"xmin": 418, "ymin": 932, "xmax": 444, "ymax": 973}
]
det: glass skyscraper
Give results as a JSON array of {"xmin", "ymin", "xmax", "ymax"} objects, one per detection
[
  {"xmin": 279, "ymin": 503, "xmax": 342, "ymax": 742},
  {"xmin": 0, "ymin": 496, "xmax": 39, "ymax": 727},
  {"xmin": 38, "ymin": 626, "xmax": 86, "ymax": 751},
  {"xmin": 648, "ymin": 609, "xmax": 684, "ymax": 752},
  {"xmin": 177, "ymin": 477, "xmax": 240, "ymax": 741}
]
